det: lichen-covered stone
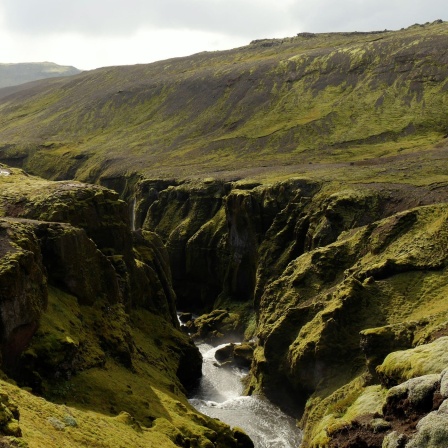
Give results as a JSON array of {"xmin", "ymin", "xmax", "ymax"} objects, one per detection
[
  {"xmin": 384, "ymin": 374, "xmax": 440, "ymax": 418},
  {"xmin": 406, "ymin": 403, "xmax": 448, "ymax": 448},
  {"xmin": 440, "ymin": 369, "xmax": 448, "ymax": 399},
  {"xmin": 382, "ymin": 431, "xmax": 407, "ymax": 448}
]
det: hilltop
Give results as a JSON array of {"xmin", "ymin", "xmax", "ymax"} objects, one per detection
[{"xmin": 0, "ymin": 62, "xmax": 81, "ymax": 89}]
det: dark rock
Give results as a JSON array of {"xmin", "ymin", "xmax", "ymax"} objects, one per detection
[
  {"xmin": 215, "ymin": 344, "xmax": 235, "ymax": 363},
  {"xmin": 176, "ymin": 340, "xmax": 203, "ymax": 392},
  {"xmin": 233, "ymin": 427, "xmax": 254, "ymax": 448},
  {"xmin": 178, "ymin": 313, "xmax": 193, "ymax": 324},
  {"xmin": 233, "ymin": 344, "xmax": 254, "ymax": 369},
  {"xmin": 187, "ymin": 309, "xmax": 242, "ymax": 343}
]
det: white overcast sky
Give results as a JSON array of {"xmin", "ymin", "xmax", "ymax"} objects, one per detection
[{"xmin": 0, "ymin": 0, "xmax": 445, "ymax": 70}]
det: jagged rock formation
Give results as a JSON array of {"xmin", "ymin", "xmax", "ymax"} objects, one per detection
[
  {"xmin": 0, "ymin": 166, "xmax": 251, "ymax": 447},
  {"xmin": 132, "ymin": 177, "xmax": 448, "ymax": 446}
]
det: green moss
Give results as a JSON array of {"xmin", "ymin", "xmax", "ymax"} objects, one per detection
[
  {"xmin": 0, "ymin": 25, "xmax": 447, "ymax": 184},
  {"xmin": 302, "ymin": 377, "xmax": 387, "ymax": 447},
  {"xmin": 377, "ymin": 337, "xmax": 448, "ymax": 386},
  {"xmin": 14, "ymin": 290, "xmax": 239, "ymax": 447}
]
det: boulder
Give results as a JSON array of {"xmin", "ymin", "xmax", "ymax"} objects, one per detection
[
  {"xmin": 186, "ymin": 310, "xmax": 242, "ymax": 343},
  {"xmin": 383, "ymin": 374, "xmax": 440, "ymax": 419},
  {"xmin": 382, "ymin": 431, "xmax": 407, "ymax": 448},
  {"xmin": 440, "ymin": 369, "xmax": 448, "ymax": 398},
  {"xmin": 215, "ymin": 342, "xmax": 254, "ymax": 369},
  {"xmin": 377, "ymin": 337, "xmax": 448, "ymax": 388},
  {"xmin": 406, "ymin": 399, "xmax": 448, "ymax": 448},
  {"xmin": 360, "ymin": 323, "xmax": 417, "ymax": 379}
]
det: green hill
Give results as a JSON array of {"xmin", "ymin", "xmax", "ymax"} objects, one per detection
[{"xmin": 0, "ymin": 21, "xmax": 446, "ymax": 184}]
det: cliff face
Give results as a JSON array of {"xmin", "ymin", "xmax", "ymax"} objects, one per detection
[
  {"xmin": 0, "ymin": 167, "xmax": 253, "ymax": 448},
  {"xmin": 131, "ymin": 175, "xmax": 448, "ymax": 446}
]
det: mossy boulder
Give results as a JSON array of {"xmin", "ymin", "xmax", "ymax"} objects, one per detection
[
  {"xmin": 383, "ymin": 374, "xmax": 440, "ymax": 418},
  {"xmin": 377, "ymin": 337, "xmax": 448, "ymax": 388},
  {"xmin": 215, "ymin": 343, "xmax": 254, "ymax": 368},
  {"xmin": 406, "ymin": 400, "xmax": 448, "ymax": 448},
  {"xmin": 186, "ymin": 310, "xmax": 242, "ymax": 342},
  {"xmin": 440, "ymin": 369, "xmax": 448, "ymax": 398},
  {"xmin": 360, "ymin": 322, "xmax": 418, "ymax": 380},
  {"xmin": 0, "ymin": 390, "xmax": 21, "ymax": 438}
]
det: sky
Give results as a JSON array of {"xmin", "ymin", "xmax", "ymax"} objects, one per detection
[{"xmin": 0, "ymin": 0, "xmax": 445, "ymax": 71}]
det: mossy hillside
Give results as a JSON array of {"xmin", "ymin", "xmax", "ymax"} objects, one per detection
[
  {"xmin": 0, "ymin": 169, "xmax": 248, "ymax": 447},
  {"xmin": 7, "ymin": 282, "xmax": 240, "ymax": 446},
  {"xmin": 1, "ymin": 378, "xmax": 237, "ymax": 448},
  {"xmin": 0, "ymin": 23, "xmax": 447, "ymax": 182},
  {"xmin": 250, "ymin": 203, "xmax": 448, "ymax": 437}
]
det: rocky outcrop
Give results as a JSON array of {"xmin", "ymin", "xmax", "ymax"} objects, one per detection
[
  {"xmin": 309, "ymin": 341, "xmax": 448, "ymax": 448},
  {"xmin": 0, "ymin": 219, "xmax": 47, "ymax": 372},
  {"xmin": 185, "ymin": 309, "xmax": 242, "ymax": 343},
  {"xmin": 0, "ymin": 169, "xmax": 212, "ymax": 446}
]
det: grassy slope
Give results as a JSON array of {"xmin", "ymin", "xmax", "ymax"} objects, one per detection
[{"xmin": 0, "ymin": 21, "xmax": 446, "ymax": 184}]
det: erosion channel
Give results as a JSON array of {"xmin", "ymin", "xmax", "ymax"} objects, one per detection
[{"xmin": 189, "ymin": 342, "xmax": 302, "ymax": 448}]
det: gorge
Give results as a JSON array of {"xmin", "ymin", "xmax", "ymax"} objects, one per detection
[{"xmin": 1, "ymin": 20, "xmax": 448, "ymax": 448}]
